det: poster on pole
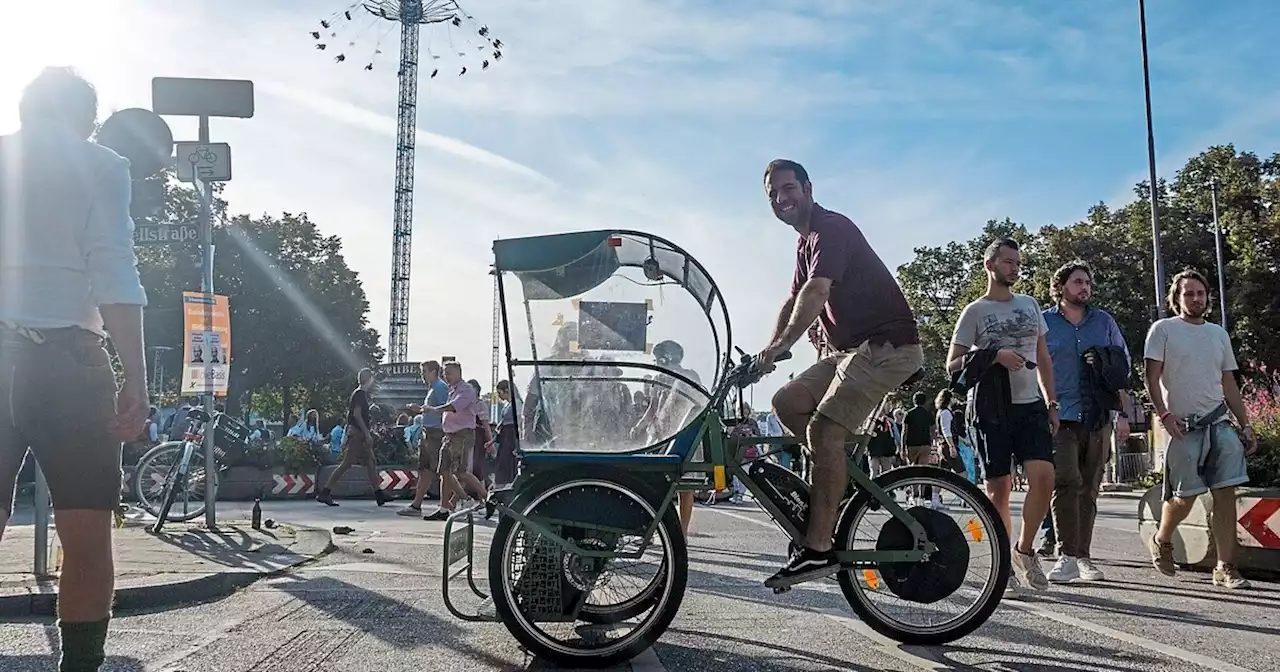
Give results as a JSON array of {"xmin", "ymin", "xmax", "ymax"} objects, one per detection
[{"xmin": 180, "ymin": 292, "xmax": 231, "ymax": 396}]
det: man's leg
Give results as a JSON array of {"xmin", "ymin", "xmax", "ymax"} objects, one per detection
[
  {"xmin": 1076, "ymin": 425, "xmax": 1112, "ymax": 560},
  {"xmin": 1048, "ymin": 423, "xmax": 1082, "ymax": 578},
  {"xmin": 403, "ymin": 430, "xmax": 440, "ymax": 515},
  {"xmin": 1206, "ymin": 425, "xmax": 1251, "ymax": 587},
  {"xmin": 1152, "ymin": 431, "xmax": 1207, "ymax": 576},
  {"xmin": 678, "ymin": 491, "xmax": 693, "ymax": 535},
  {"xmin": 804, "ymin": 414, "xmax": 851, "ymax": 552}
]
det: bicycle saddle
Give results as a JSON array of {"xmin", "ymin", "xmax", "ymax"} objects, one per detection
[{"xmin": 186, "ymin": 408, "xmax": 211, "ymax": 423}]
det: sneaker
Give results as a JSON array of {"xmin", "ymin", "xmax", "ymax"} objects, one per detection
[
  {"xmin": 424, "ymin": 508, "xmax": 451, "ymax": 521},
  {"xmin": 476, "ymin": 596, "xmax": 499, "ymax": 621},
  {"xmin": 1047, "ymin": 555, "xmax": 1080, "ymax": 583},
  {"xmin": 1212, "ymin": 564, "xmax": 1250, "ymax": 589},
  {"xmin": 1149, "ymin": 534, "xmax": 1176, "ymax": 577},
  {"xmin": 396, "ymin": 505, "xmax": 423, "ymax": 517},
  {"xmin": 763, "ymin": 546, "xmax": 841, "ymax": 589},
  {"xmin": 484, "ymin": 499, "xmax": 496, "ymax": 520},
  {"xmin": 1076, "ymin": 557, "xmax": 1105, "ymax": 582},
  {"xmin": 1004, "ymin": 573, "xmax": 1024, "ymax": 599},
  {"xmin": 374, "ymin": 489, "xmax": 391, "ymax": 506},
  {"xmin": 1012, "ymin": 547, "xmax": 1049, "ymax": 590},
  {"xmin": 316, "ymin": 489, "xmax": 338, "ymax": 507},
  {"xmin": 1036, "ymin": 539, "xmax": 1056, "ymax": 558}
]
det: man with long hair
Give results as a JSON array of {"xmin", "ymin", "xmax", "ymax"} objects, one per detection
[{"xmin": 1145, "ymin": 270, "xmax": 1257, "ymax": 589}]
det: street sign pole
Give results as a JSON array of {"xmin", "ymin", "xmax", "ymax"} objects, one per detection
[
  {"xmin": 33, "ymin": 464, "xmax": 50, "ymax": 577},
  {"xmin": 197, "ymin": 116, "xmax": 217, "ymax": 530}
]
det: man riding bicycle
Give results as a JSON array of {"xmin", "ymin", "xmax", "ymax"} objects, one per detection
[{"xmin": 756, "ymin": 159, "xmax": 923, "ymax": 588}]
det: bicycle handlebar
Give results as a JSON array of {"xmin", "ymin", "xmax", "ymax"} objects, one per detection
[{"xmin": 713, "ymin": 350, "xmax": 793, "ymax": 401}]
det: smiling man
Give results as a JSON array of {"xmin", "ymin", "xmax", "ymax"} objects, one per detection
[{"xmin": 757, "ymin": 159, "xmax": 922, "ymax": 589}]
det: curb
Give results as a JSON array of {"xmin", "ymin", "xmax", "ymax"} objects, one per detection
[{"xmin": 0, "ymin": 526, "xmax": 333, "ymax": 619}]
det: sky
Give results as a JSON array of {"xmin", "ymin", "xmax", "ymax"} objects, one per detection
[{"xmin": 2, "ymin": 0, "xmax": 1279, "ymax": 403}]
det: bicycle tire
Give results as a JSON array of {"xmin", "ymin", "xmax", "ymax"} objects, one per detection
[
  {"xmin": 135, "ymin": 441, "xmax": 216, "ymax": 522},
  {"xmin": 834, "ymin": 466, "xmax": 1009, "ymax": 645}
]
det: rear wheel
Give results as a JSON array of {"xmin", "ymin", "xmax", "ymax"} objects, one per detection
[
  {"xmin": 488, "ymin": 469, "xmax": 687, "ymax": 668},
  {"xmin": 135, "ymin": 441, "xmax": 216, "ymax": 522},
  {"xmin": 834, "ymin": 466, "xmax": 1008, "ymax": 645}
]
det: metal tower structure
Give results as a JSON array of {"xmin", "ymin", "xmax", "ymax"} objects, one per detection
[{"xmin": 311, "ymin": 1, "xmax": 503, "ymax": 363}]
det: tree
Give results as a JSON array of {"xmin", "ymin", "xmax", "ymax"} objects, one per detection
[{"xmin": 136, "ymin": 175, "xmax": 382, "ymax": 420}]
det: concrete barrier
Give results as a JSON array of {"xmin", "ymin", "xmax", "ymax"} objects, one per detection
[{"xmin": 1136, "ymin": 485, "xmax": 1280, "ymax": 576}]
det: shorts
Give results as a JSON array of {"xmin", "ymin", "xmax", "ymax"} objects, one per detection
[
  {"xmin": 0, "ymin": 328, "xmax": 121, "ymax": 512},
  {"xmin": 904, "ymin": 444, "xmax": 933, "ymax": 466},
  {"xmin": 418, "ymin": 427, "xmax": 444, "ymax": 472},
  {"xmin": 441, "ymin": 428, "xmax": 475, "ymax": 476},
  {"xmin": 793, "ymin": 341, "xmax": 923, "ymax": 435},
  {"xmin": 341, "ymin": 426, "xmax": 375, "ymax": 463},
  {"xmin": 1162, "ymin": 422, "xmax": 1249, "ymax": 501},
  {"xmin": 971, "ymin": 401, "xmax": 1054, "ymax": 479}
]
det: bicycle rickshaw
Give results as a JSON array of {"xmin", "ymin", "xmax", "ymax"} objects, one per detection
[{"xmin": 442, "ymin": 230, "xmax": 1010, "ymax": 668}]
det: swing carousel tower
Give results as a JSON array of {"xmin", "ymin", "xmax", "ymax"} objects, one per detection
[{"xmin": 311, "ymin": 1, "xmax": 503, "ymax": 365}]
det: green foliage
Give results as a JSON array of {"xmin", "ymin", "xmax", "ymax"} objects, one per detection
[
  {"xmin": 277, "ymin": 436, "xmax": 318, "ymax": 473},
  {"xmin": 137, "ymin": 172, "xmax": 383, "ymax": 420},
  {"xmin": 1245, "ymin": 388, "xmax": 1280, "ymax": 487},
  {"xmin": 895, "ymin": 145, "xmax": 1280, "ymax": 406}
]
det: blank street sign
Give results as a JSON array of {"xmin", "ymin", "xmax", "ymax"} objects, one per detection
[
  {"xmin": 175, "ymin": 142, "xmax": 232, "ymax": 182},
  {"xmin": 152, "ymin": 77, "xmax": 254, "ymax": 118}
]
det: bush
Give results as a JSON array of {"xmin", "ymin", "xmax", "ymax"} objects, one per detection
[
  {"xmin": 278, "ymin": 436, "xmax": 318, "ymax": 473},
  {"xmin": 1244, "ymin": 389, "xmax": 1280, "ymax": 488}
]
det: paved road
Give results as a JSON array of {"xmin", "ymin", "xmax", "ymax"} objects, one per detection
[{"xmin": 2, "ymin": 493, "xmax": 1277, "ymax": 671}]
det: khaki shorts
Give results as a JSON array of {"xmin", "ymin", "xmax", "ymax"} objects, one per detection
[
  {"xmin": 0, "ymin": 329, "xmax": 121, "ymax": 512},
  {"xmin": 905, "ymin": 444, "xmax": 934, "ymax": 466},
  {"xmin": 418, "ymin": 427, "xmax": 444, "ymax": 472},
  {"xmin": 440, "ymin": 428, "xmax": 475, "ymax": 476},
  {"xmin": 793, "ymin": 341, "xmax": 924, "ymax": 435}
]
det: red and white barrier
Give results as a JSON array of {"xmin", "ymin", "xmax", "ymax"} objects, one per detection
[
  {"xmin": 379, "ymin": 469, "xmax": 416, "ymax": 491},
  {"xmin": 271, "ymin": 473, "xmax": 316, "ymax": 496},
  {"xmin": 1237, "ymin": 496, "xmax": 1280, "ymax": 549}
]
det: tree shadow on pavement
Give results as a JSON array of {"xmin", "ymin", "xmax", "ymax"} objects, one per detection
[
  {"xmin": 0, "ymin": 655, "xmax": 145, "ymax": 671},
  {"xmin": 1039, "ymin": 590, "xmax": 1280, "ymax": 637},
  {"xmin": 662, "ymin": 629, "xmax": 926, "ymax": 671},
  {"xmin": 1071, "ymin": 577, "xmax": 1280, "ymax": 610}
]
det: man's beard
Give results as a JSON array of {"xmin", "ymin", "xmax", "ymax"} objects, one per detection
[
  {"xmin": 1064, "ymin": 295, "xmax": 1089, "ymax": 308},
  {"xmin": 1181, "ymin": 304, "xmax": 1208, "ymax": 319},
  {"xmin": 995, "ymin": 272, "xmax": 1017, "ymax": 287}
]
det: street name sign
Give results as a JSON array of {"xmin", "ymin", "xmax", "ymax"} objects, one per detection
[{"xmin": 134, "ymin": 223, "xmax": 199, "ymax": 246}]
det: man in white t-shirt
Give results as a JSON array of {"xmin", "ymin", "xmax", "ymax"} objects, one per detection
[{"xmin": 1144, "ymin": 270, "xmax": 1258, "ymax": 590}]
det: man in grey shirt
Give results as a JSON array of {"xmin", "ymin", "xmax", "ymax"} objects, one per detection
[
  {"xmin": 948, "ymin": 237, "xmax": 1058, "ymax": 597},
  {"xmin": 0, "ymin": 68, "xmax": 150, "ymax": 671}
]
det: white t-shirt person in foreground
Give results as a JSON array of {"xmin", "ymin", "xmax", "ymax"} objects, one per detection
[{"xmin": 1144, "ymin": 270, "xmax": 1257, "ymax": 590}]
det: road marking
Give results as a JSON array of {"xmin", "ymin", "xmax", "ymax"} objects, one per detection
[
  {"xmin": 699, "ymin": 505, "xmax": 779, "ymax": 531},
  {"xmin": 818, "ymin": 608, "xmax": 954, "ymax": 671},
  {"xmin": 1006, "ymin": 600, "xmax": 1258, "ymax": 672},
  {"xmin": 630, "ymin": 646, "xmax": 668, "ymax": 671}
]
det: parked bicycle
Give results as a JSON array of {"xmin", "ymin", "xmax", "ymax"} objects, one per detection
[{"xmin": 132, "ymin": 407, "xmax": 250, "ymax": 532}]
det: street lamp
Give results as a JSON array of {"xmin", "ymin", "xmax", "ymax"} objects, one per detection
[
  {"xmin": 1209, "ymin": 176, "xmax": 1229, "ymax": 331},
  {"xmin": 1139, "ymin": 0, "xmax": 1167, "ymax": 319}
]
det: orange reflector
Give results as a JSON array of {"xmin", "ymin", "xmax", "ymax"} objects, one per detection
[
  {"xmin": 965, "ymin": 518, "xmax": 984, "ymax": 543},
  {"xmin": 862, "ymin": 570, "xmax": 881, "ymax": 590},
  {"xmin": 607, "ymin": 236, "xmax": 622, "ymax": 247},
  {"xmin": 712, "ymin": 465, "xmax": 727, "ymax": 491}
]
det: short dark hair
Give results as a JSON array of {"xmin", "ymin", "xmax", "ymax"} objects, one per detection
[
  {"xmin": 984, "ymin": 237, "xmax": 1019, "ymax": 262},
  {"xmin": 19, "ymin": 67, "xmax": 98, "ymax": 137},
  {"xmin": 1050, "ymin": 260, "xmax": 1092, "ymax": 302},
  {"xmin": 420, "ymin": 360, "xmax": 441, "ymax": 375},
  {"xmin": 358, "ymin": 367, "xmax": 375, "ymax": 383},
  {"xmin": 764, "ymin": 159, "xmax": 810, "ymax": 186},
  {"xmin": 912, "ymin": 391, "xmax": 926, "ymax": 406},
  {"xmin": 1167, "ymin": 269, "xmax": 1210, "ymax": 316}
]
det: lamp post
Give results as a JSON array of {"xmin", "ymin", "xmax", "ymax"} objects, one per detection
[
  {"xmin": 1139, "ymin": 0, "xmax": 1167, "ymax": 319},
  {"xmin": 1209, "ymin": 176, "xmax": 1229, "ymax": 331}
]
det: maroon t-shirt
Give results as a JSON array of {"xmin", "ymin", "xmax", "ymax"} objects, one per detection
[{"xmin": 790, "ymin": 204, "xmax": 918, "ymax": 351}]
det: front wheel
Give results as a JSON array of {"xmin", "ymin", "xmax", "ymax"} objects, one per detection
[
  {"xmin": 488, "ymin": 470, "xmax": 687, "ymax": 669},
  {"xmin": 134, "ymin": 441, "xmax": 217, "ymax": 522},
  {"xmin": 835, "ymin": 466, "xmax": 1009, "ymax": 645}
]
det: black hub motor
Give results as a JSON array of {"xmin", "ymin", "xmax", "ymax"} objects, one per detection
[{"xmin": 873, "ymin": 506, "xmax": 970, "ymax": 604}]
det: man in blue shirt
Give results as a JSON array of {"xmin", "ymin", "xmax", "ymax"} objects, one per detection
[
  {"xmin": 1042, "ymin": 261, "xmax": 1131, "ymax": 584},
  {"xmin": 400, "ymin": 360, "xmax": 450, "ymax": 517}
]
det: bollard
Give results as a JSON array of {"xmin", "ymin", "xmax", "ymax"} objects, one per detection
[{"xmin": 32, "ymin": 460, "xmax": 50, "ymax": 577}]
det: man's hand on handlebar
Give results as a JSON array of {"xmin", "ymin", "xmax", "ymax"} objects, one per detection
[{"xmin": 755, "ymin": 346, "xmax": 793, "ymax": 374}]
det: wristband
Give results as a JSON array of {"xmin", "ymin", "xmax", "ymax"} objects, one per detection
[{"xmin": 1159, "ymin": 411, "xmax": 1171, "ymax": 421}]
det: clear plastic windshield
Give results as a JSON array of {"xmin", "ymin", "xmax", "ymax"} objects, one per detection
[{"xmin": 496, "ymin": 232, "xmax": 729, "ymax": 453}]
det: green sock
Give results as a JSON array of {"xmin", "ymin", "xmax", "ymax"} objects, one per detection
[{"xmin": 57, "ymin": 618, "xmax": 109, "ymax": 672}]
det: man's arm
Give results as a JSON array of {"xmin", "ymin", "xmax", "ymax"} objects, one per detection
[
  {"xmin": 946, "ymin": 343, "xmax": 970, "ymax": 375},
  {"xmin": 1108, "ymin": 314, "xmax": 1133, "ymax": 372},
  {"xmin": 1222, "ymin": 371, "xmax": 1250, "ymax": 428},
  {"xmin": 772, "ymin": 278, "xmax": 831, "ymax": 350},
  {"xmin": 351, "ymin": 398, "xmax": 371, "ymax": 437},
  {"xmin": 89, "ymin": 156, "xmax": 151, "ymax": 439},
  {"xmin": 1035, "ymin": 332, "xmax": 1056, "ymax": 405},
  {"xmin": 769, "ymin": 295, "xmax": 797, "ymax": 344}
]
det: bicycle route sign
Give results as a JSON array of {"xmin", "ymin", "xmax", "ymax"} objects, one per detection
[{"xmin": 175, "ymin": 141, "xmax": 232, "ymax": 182}]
